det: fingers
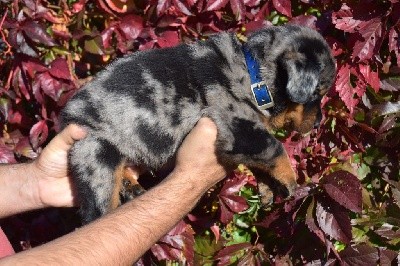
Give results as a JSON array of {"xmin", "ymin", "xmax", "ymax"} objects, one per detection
[
  {"xmin": 182, "ymin": 118, "xmax": 218, "ymax": 148},
  {"xmin": 50, "ymin": 124, "xmax": 87, "ymax": 152}
]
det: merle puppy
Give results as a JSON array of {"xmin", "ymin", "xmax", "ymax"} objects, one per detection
[{"xmin": 61, "ymin": 25, "xmax": 336, "ymax": 224}]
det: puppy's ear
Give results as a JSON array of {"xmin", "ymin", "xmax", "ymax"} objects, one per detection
[{"xmin": 279, "ymin": 50, "xmax": 319, "ymax": 104}]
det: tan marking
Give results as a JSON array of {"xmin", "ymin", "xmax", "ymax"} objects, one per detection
[
  {"xmin": 269, "ymin": 153, "xmax": 297, "ymax": 196},
  {"xmin": 258, "ymin": 182, "xmax": 274, "ymax": 205},
  {"xmin": 259, "ymin": 103, "xmax": 318, "ymax": 134},
  {"xmin": 111, "ymin": 161, "xmax": 125, "ymax": 210},
  {"xmin": 111, "ymin": 160, "xmax": 142, "ymax": 210}
]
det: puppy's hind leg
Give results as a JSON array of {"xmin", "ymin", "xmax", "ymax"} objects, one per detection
[{"xmin": 69, "ymin": 136, "xmax": 123, "ymax": 224}]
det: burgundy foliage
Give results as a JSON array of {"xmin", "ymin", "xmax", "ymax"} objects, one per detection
[{"xmin": 1, "ymin": 0, "xmax": 399, "ymax": 264}]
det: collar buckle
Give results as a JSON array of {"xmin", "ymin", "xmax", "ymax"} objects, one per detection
[{"xmin": 250, "ymin": 81, "xmax": 274, "ymax": 110}]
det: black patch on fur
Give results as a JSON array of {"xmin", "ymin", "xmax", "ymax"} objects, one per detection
[
  {"xmin": 96, "ymin": 139, "xmax": 122, "ymax": 169},
  {"xmin": 137, "ymin": 119, "xmax": 174, "ymax": 155},
  {"xmin": 70, "ymin": 164, "xmax": 102, "ymax": 223},
  {"xmin": 78, "ymin": 92, "xmax": 102, "ymax": 124},
  {"xmin": 102, "ymin": 60, "xmax": 157, "ymax": 113},
  {"xmin": 61, "ymin": 113, "xmax": 95, "ymax": 129},
  {"xmin": 133, "ymin": 86, "xmax": 157, "ymax": 113},
  {"xmin": 170, "ymin": 109, "xmax": 181, "ymax": 126},
  {"xmin": 230, "ymin": 118, "xmax": 272, "ymax": 155}
]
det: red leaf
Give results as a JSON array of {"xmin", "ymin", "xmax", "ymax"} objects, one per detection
[
  {"xmin": 340, "ymin": 244, "xmax": 379, "ymax": 266},
  {"xmin": 389, "ymin": 26, "xmax": 400, "ymax": 66},
  {"xmin": 332, "ymin": 4, "xmax": 362, "ymax": 33},
  {"xmin": 153, "ymin": 221, "xmax": 195, "ymax": 264},
  {"xmin": 335, "ymin": 64, "xmax": 363, "ymax": 114},
  {"xmin": 21, "ymin": 20, "xmax": 56, "ymax": 46},
  {"xmin": 172, "ymin": 0, "xmax": 192, "ymax": 15},
  {"xmin": 157, "ymin": 0, "xmax": 172, "ymax": 16},
  {"xmin": 36, "ymin": 72, "xmax": 63, "ymax": 101},
  {"xmin": 219, "ymin": 198, "xmax": 234, "ymax": 223},
  {"xmin": 119, "ymin": 15, "xmax": 143, "ymax": 40},
  {"xmin": 210, "ymin": 224, "xmax": 220, "ymax": 242},
  {"xmin": 49, "ymin": 58, "xmax": 71, "ymax": 81},
  {"xmin": 7, "ymin": 109, "xmax": 22, "ymax": 124},
  {"xmin": 151, "ymin": 243, "xmax": 182, "ymax": 262},
  {"xmin": 205, "ymin": 0, "xmax": 229, "ymax": 11},
  {"xmin": 15, "ymin": 137, "xmax": 37, "ymax": 159},
  {"xmin": 321, "ymin": 170, "xmax": 362, "ymax": 213},
  {"xmin": 72, "ymin": 0, "xmax": 86, "ymax": 13},
  {"xmin": 289, "ymin": 15, "xmax": 317, "ymax": 28},
  {"xmin": 12, "ymin": 67, "xmax": 31, "ymax": 100},
  {"xmin": 220, "ymin": 173, "xmax": 250, "ymax": 196},
  {"xmin": 219, "ymin": 194, "xmax": 248, "ymax": 212},
  {"xmin": 0, "ymin": 144, "xmax": 17, "ymax": 163},
  {"xmin": 379, "ymin": 248, "xmax": 399, "ymax": 265},
  {"xmin": 215, "ymin": 242, "xmax": 252, "ymax": 260},
  {"xmin": 101, "ymin": 26, "xmax": 115, "ymax": 50},
  {"xmin": 185, "ymin": 0, "xmax": 198, "ymax": 7},
  {"xmin": 272, "ymin": 0, "xmax": 292, "ymax": 18},
  {"xmin": 229, "ymin": 0, "xmax": 246, "ymax": 21},
  {"xmin": 315, "ymin": 201, "xmax": 352, "ymax": 244},
  {"xmin": 157, "ymin": 31, "xmax": 180, "ymax": 48},
  {"xmin": 305, "ymin": 200, "xmax": 326, "ymax": 243},
  {"xmin": 29, "ymin": 120, "xmax": 49, "ymax": 150},
  {"xmin": 243, "ymin": 20, "xmax": 270, "ymax": 33},
  {"xmin": 358, "ymin": 64, "xmax": 379, "ymax": 92},
  {"xmin": 22, "ymin": 59, "xmax": 48, "ymax": 78},
  {"xmin": 243, "ymin": 0, "xmax": 260, "ymax": 7},
  {"xmin": 378, "ymin": 114, "xmax": 397, "ymax": 133},
  {"xmin": 352, "ymin": 18, "xmax": 383, "ymax": 62}
]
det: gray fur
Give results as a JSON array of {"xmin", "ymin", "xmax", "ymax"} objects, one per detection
[{"xmin": 61, "ymin": 25, "xmax": 336, "ymax": 223}]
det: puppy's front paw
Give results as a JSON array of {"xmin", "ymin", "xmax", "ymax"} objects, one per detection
[{"xmin": 258, "ymin": 182, "xmax": 274, "ymax": 206}]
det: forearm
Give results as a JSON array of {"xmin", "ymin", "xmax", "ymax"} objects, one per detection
[
  {"xmin": 0, "ymin": 163, "xmax": 42, "ymax": 218},
  {"xmin": 0, "ymin": 169, "xmax": 216, "ymax": 265}
]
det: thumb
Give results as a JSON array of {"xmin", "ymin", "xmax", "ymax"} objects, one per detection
[{"xmin": 50, "ymin": 124, "xmax": 87, "ymax": 152}]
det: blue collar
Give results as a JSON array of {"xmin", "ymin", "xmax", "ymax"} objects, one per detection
[{"xmin": 242, "ymin": 46, "xmax": 274, "ymax": 110}]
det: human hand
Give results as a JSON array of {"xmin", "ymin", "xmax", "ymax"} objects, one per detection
[
  {"xmin": 28, "ymin": 124, "xmax": 87, "ymax": 208},
  {"xmin": 174, "ymin": 118, "xmax": 226, "ymax": 188}
]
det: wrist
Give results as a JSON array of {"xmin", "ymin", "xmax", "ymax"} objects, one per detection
[
  {"xmin": 0, "ymin": 163, "xmax": 44, "ymax": 218},
  {"xmin": 171, "ymin": 165, "xmax": 226, "ymax": 193},
  {"xmin": 20, "ymin": 162, "xmax": 46, "ymax": 210}
]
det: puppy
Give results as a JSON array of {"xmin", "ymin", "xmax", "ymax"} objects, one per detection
[{"xmin": 61, "ymin": 25, "xmax": 336, "ymax": 224}]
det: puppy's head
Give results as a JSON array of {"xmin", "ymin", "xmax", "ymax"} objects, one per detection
[{"xmin": 247, "ymin": 25, "xmax": 336, "ymax": 134}]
